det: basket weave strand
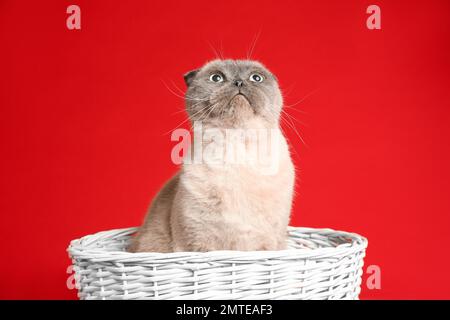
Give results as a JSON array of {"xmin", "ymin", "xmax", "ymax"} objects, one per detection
[{"xmin": 68, "ymin": 226, "xmax": 368, "ymax": 300}]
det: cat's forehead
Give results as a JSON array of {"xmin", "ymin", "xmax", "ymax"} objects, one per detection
[{"xmin": 201, "ymin": 59, "xmax": 268, "ymax": 74}]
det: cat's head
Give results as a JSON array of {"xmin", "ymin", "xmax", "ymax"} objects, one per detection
[{"xmin": 184, "ymin": 59, "xmax": 283, "ymax": 126}]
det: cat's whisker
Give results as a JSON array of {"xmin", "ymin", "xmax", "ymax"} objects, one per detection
[
  {"xmin": 283, "ymin": 105, "xmax": 308, "ymax": 115},
  {"xmin": 161, "ymin": 79, "xmax": 209, "ymax": 101},
  {"xmin": 247, "ymin": 28, "xmax": 262, "ymax": 60},
  {"xmin": 281, "ymin": 109, "xmax": 308, "ymax": 128},
  {"xmin": 172, "ymin": 100, "xmax": 204, "ymax": 115},
  {"xmin": 172, "ymin": 79, "xmax": 213, "ymax": 99},
  {"xmin": 280, "ymin": 114, "xmax": 308, "ymax": 148},
  {"xmin": 280, "ymin": 82, "xmax": 298, "ymax": 99},
  {"xmin": 170, "ymin": 109, "xmax": 187, "ymax": 116},
  {"xmin": 198, "ymin": 103, "xmax": 219, "ymax": 122},
  {"xmin": 220, "ymin": 40, "xmax": 225, "ymax": 60},
  {"xmin": 257, "ymin": 98, "xmax": 308, "ymax": 148},
  {"xmin": 276, "ymin": 121, "xmax": 301, "ymax": 159},
  {"xmin": 170, "ymin": 98, "xmax": 209, "ymax": 116},
  {"xmin": 170, "ymin": 79, "xmax": 188, "ymax": 95},
  {"xmin": 163, "ymin": 103, "xmax": 213, "ymax": 136},
  {"xmin": 283, "ymin": 88, "xmax": 319, "ymax": 110},
  {"xmin": 207, "ymin": 41, "xmax": 224, "ymax": 60}
]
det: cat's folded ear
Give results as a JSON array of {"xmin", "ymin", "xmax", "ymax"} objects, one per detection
[{"xmin": 184, "ymin": 69, "xmax": 199, "ymax": 87}]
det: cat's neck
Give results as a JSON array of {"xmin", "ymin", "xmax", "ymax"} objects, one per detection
[{"xmin": 191, "ymin": 116, "xmax": 279, "ymax": 131}]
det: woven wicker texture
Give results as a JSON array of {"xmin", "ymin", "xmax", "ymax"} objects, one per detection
[{"xmin": 68, "ymin": 227, "xmax": 368, "ymax": 300}]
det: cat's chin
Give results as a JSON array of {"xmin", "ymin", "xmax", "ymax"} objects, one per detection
[
  {"xmin": 211, "ymin": 94, "xmax": 254, "ymax": 126},
  {"xmin": 229, "ymin": 93, "xmax": 252, "ymax": 109}
]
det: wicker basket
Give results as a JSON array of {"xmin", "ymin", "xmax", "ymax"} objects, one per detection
[{"xmin": 67, "ymin": 226, "xmax": 368, "ymax": 300}]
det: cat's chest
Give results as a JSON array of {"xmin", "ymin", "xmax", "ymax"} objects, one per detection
[
  {"xmin": 184, "ymin": 155, "xmax": 293, "ymax": 209},
  {"xmin": 181, "ymin": 128, "xmax": 294, "ymax": 215},
  {"xmin": 214, "ymin": 165, "xmax": 282, "ymax": 195}
]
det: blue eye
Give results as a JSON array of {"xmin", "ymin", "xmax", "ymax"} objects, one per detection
[
  {"xmin": 209, "ymin": 74, "xmax": 224, "ymax": 83},
  {"xmin": 249, "ymin": 73, "xmax": 264, "ymax": 82}
]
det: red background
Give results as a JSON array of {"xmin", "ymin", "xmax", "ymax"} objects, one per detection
[{"xmin": 1, "ymin": 0, "xmax": 450, "ymax": 299}]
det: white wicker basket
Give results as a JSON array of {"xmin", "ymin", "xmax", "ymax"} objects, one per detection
[{"xmin": 67, "ymin": 226, "xmax": 368, "ymax": 300}]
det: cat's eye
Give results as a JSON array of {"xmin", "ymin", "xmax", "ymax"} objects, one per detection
[
  {"xmin": 249, "ymin": 73, "xmax": 264, "ymax": 83},
  {"xmin": 209, "ymin": 73, "xmax": 224, "ymax": 83}
]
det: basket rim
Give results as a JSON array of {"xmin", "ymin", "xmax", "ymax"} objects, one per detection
[{"xmin": 67, "ymin": 226, "xmax": 368, "ymax": 264}]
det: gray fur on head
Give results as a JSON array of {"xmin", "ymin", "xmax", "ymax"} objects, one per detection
[{"xmin": 184, "ymin": 59, "xmax": 283, "ymax": 127}]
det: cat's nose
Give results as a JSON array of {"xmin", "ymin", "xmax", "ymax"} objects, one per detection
[{"xmin": 234, "ymin": 80, "xmax": 243, "ymax": 87}]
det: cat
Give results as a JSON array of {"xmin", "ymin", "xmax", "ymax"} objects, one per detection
[{"xmin": 128, "ymin": 59, "xmax": 295, "ymax": 252}]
